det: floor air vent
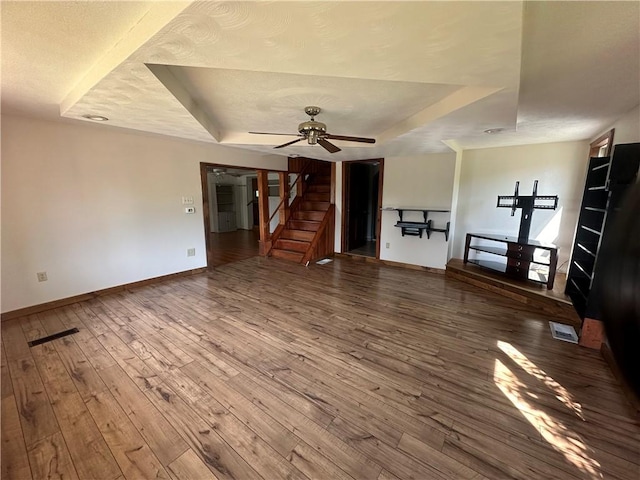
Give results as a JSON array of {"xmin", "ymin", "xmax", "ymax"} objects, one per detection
[
  {"xmin": 28, "ymin": 327, "xmax": 80, "ymax": 347},
  {"xmin": 549, "ymin": 322, "xmax": 578, "ymax": 344},
  {"xmin": 316, "ymin": 258, "xmax": 333, "ymax": 265}
]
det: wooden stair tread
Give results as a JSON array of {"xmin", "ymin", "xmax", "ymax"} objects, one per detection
[
  {"xmin": 275, "ymin": 238, "xmax": 310, "ymax": 253},
  {"xmin": 288, "ymin": 220, "xmax": 321, "ymax": 231},
  {"xmin": 281, "ymin": 229, "xmax": 315, "ymax": 241},
  {"xmin": 301, "ymin": 201, "xmax": 330, "ymax": 211},
  {"xmin": 307, "ymin": 184, "xmax": 331, "ymax": 193},
  {"xmin": 305, "ymin": 192, "xmax": 331, "ymax": 202},
  {"xmin": 293, "ymin": 211, "xmax": 325, "ymax": 221}
]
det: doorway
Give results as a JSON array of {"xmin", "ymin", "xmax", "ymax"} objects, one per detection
[
  {"xmin": 200, "ymin": 163, "xmax": 261, "ymax": 268},
  {"xmin": 200, "ymin": 164, "xmax": 290, "ymax": 268},
  {"xmin": 342, "ymin": 159, "xmax": 384, "ymax": 258}
]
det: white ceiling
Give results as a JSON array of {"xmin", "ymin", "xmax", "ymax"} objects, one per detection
[{"xmin": 2, "ymin": 1, "xmax": 638, "ymax": 161}]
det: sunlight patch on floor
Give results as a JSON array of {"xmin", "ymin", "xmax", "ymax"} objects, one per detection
[
  {"xmin": 494, "ymin": 357, "xmax": 602, "ymax": 479},
  {"xmin": 497, "ymin": 340, "xmax": 583, "ymax": 419}
]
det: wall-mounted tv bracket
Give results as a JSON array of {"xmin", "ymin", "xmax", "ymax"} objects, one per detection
[{"xmin": 497, "ymin": 180, "xmax": 558, "ymax": 242}]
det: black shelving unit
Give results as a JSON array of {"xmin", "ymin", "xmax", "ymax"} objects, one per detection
[
  {"xmin": 565, "ymin": 143, "xmax": 639, "ymax": 319},
  {"xmin": 463, "ymin": 233, "xmax": 558, "ymax": 289},
  {"xmin": 382, "ymin": 207, "xmax": 451, "ymax": 240}
]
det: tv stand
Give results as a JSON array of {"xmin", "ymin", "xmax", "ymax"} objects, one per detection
[{"xmin": 463, "ymin": 233, "xmax": 558, "ymax": 289}]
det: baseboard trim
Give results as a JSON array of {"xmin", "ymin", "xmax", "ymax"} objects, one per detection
[
  {"xmin": 1, "ymin": 267, "xmax": 208, "ymax": 322},
  {"xmin": 335, "ymin": 253, "xmax": 445, "ymax": 275}
]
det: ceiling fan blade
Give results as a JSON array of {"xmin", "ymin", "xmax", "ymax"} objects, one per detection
[
  {"xmin": 318, "ymin": 138, "xmax": 341, "ymax": 153},
  {"xmin": 275, "ymin": 137, "xmax": 305, "ymax": 149},
  {"xmin": 325, "ymin": 134, "xmax": 375, "ymax": 144},
  {"xmin": 249, "ymin": 131, "xmax": 300, "ymax": 136}
]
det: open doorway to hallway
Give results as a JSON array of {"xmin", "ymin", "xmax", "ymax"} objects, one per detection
[
  {"xmin": 200, "ymin": 164, "xmax": 290, "ymax": 268},
  {"xmin": 342, "ymin": 159, "xmax": 384, "ymax": 258},
  {"xmin": 201, "ymin": 164, "xmax": 261, "ymax": 268}
]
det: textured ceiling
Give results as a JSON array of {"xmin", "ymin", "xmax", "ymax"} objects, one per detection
[
  {"xmin": 2, "ymin": 1, "xmax": 639, "ymax": 161},
  {"xmin": 0, "ymin": 1, "xmax": 185, "ymax": 118},
  {"xmin": 160, "ymin": 66, "xmax": 463, "ymax": 136}
]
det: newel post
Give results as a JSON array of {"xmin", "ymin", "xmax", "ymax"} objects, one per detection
[{"xmin": 278, "ymin": 171, "xmax": 289, "ymax": 226}]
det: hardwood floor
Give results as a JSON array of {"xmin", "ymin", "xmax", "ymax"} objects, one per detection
[
  {"xmin": 2, "ymin": 257, "xmax": 638, "ymax": 479},
  {"xmin": 210, "ymin": 229, "xmax": 259, "ymax": 267},
  {"xmin": 347, "ymin": 240, "xmax": 377, "ymax": 258}
]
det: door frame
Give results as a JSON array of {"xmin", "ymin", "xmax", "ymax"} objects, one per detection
[
  {"xmin": 341, "ymin": 158, "xmax": 384, "ymax": 259},
  {"xmin": 589, "ymin": 129, "xmax": 615, "ymax": 158},
  {"xmin": 200, "ymin": 162, "xmax": 284, "ymax": 268}
]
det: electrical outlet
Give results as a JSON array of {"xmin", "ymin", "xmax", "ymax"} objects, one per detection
[
  {"xmin": 37, "ymin": 271, "xmax": 48, "ymax": 282},
  {"xmin": 187, "ymin": 248, "xmax": 196, "ymax": 257},
  {"xmin": 185, "ymin": 207, "xmax": 195, "ymax": 214},
  {"xmin": 385, "ymin": 242, "xmax": 390, "ymax": 249}
]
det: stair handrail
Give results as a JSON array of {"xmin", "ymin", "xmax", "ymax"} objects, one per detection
[{"xmin": 266, "ymin": 159, "xmax": 312, "ymax": 227}]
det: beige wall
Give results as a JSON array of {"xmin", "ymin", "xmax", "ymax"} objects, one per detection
[
  {"xmin": 4, "ymin": 105, "xmax": 637, "ymax": 311},
  {"xmin": 1, "ymin": 114, "xmax": 286, "ymax": 313},
  {"xmin": 333, "ymin": 153, "xmax": 456, "ymax": 269},
  {"xmin": 594, "ymin": 105, "xmax": 640, "ymax": 146},
  {"xmin": 451, "ymin": 141, "xmax": 590, "ymax": 271},
  {"xmin": 379, "ymin": 153, "xmax": 456, "ymax": 269}
]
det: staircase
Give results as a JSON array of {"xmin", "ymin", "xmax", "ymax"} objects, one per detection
[{"xmin": 270, "ymin": 171, "xmax": 333, "ymax": 264}]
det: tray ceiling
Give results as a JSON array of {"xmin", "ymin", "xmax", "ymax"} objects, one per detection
[{"xmin": 2, "ymin": 1, "xmax": 638, "ymax": 161}]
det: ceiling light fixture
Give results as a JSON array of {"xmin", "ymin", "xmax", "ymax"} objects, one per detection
[
  {"xmin": 82, "ymin": 114, "xmax": 109, "ymax": 122},
  {"xmin": 484, "ymin": 128, "xmax": 505, "ymax": 134}
]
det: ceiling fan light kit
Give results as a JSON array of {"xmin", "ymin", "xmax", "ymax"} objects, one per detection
[{"xmin": 249, "ymin": 106, "xmax": 375, "ymax": 153}]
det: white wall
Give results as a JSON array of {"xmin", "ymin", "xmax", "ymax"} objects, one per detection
[
  {"xmin": 594, "ymin": 105, "xmax": 640, "ymax": 146},
  {"xmin": 1, "ymin": 114, "xmax": 286, "ymax": 313},
  {"xmin": 451, "ymin": 141, "xmax": 589, "ymax": 271},
  {"xmin": 234, "ymin": 181, "xmax": 249, "ymax": 230},
  {"xmin": 207, "ymin": 172, "xmax": 219, "ymax": 232},
  {"xmin": 379, "ymin": 153, "xmax": 456, "ymax": 269},
  {"xmin": 245, "ymin": 175, "xmax": 256, "ymax": 228}
]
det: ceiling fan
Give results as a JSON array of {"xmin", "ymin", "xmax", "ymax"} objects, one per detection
[
  {"xmin": 208, "ymin": 167, "xmax": 242, "ymax": 177},
  {"xmin": 208, "ymin": 167, "xmax": 245, "ymax": 184},
  {"xmin": 249, "ymin": 106, "xmax": 375, "ymax": 153}
]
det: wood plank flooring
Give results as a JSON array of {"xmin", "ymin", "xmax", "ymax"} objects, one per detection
[
  {"xmin": 346, "ymin": 241, "xmax": 377, "ymax": 258},
  {"xmin": 210, "ymin": 229, "xmax": 259, "ymax": 267},
  {"xmin": 2, "ymin": 256, "xmax": 639, "ymax": 479}
]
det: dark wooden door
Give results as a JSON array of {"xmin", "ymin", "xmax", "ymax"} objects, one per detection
[
  {"xmin": 371, "ymin": 171, "xmax": 380, "ymax": 240},
  {"xmin": 347, "ymin": 163, "xmax": 369, "ymax": 250}
]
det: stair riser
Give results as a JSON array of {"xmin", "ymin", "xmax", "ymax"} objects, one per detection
[
  {"xmin": 305, "ymin": 192, "xmax": 331, "ymax": 202},
  {"xmin": 275, "ymin": 239, "xmax": 309, "ymax": 253},
  {"xmin": 289, "ymin": 220, "xmax": 320, "ymax": 231},
  {"xmin": 307, "ymin": 184, "xmax": 331, "ymax": 193},
  {"xmin": 294, "ymin": 211, "xmax": 325, "ymax": 221},
  {"xmin": 281, "ymin": 230, "xmax": 315, "ymax": 241},
  {"xmin": 271, "ymin": 249, "xmax": 304, "ymax": 262},
  {"xmin": 301, "ymin": 201, "xmax": 330, "ymax": 211},
  {"xmin": 312, "ymin": 175, "xmax": 332, "ymax": 184}
]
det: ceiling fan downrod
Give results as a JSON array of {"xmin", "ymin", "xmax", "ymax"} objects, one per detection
[{"xmin": 298, "ymin": 106, "xmax": 327, "ymax": 144}]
